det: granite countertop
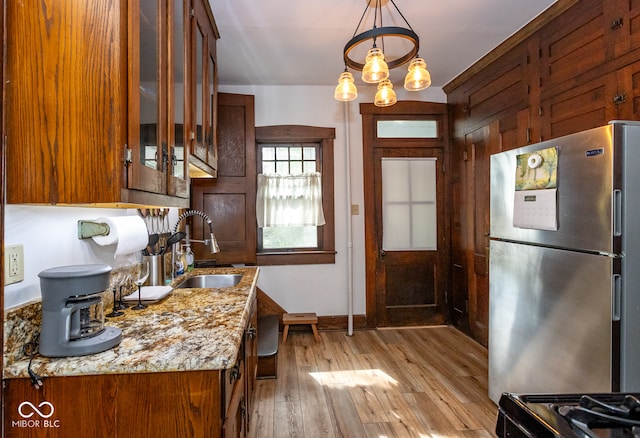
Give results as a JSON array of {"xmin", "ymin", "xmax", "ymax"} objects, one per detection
[{"xmin": 3, "ymin": 266, "xmax": 259, "ymax": 379}]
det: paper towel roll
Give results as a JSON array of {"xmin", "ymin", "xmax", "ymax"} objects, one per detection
[{"xmin": 91, "ymin": 216, "xmax": 148, "ymax": 257}]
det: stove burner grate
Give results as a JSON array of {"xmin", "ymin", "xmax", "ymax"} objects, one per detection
[{"xmin": 557, "ymin": 395, "xmax": 640, "ymax": 437}]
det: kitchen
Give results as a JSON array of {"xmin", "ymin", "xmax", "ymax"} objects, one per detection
[{"xmin": 4, "ymin": 0, "xmax": 640, "ymax": 437}]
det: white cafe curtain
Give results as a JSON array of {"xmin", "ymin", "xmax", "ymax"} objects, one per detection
[{"xmin": 256, "ymin": 172, "xmax": 325, "ymax": 227}]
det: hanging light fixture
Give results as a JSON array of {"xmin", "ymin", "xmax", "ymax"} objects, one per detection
[
  {"xmin": 334, "ymin": 0, "xmax": 431, "ymax": 106},
  {"xmin": 374, "ymin": 79, "xmax": 397, "ymax": 107},
  {"xmin": 361, "ymin": 47, "xmax": 389, "ymax": 83},
  {"xmin": 334, "ymin": 70, "xmax": 358, "ymax": 101},
  {"xmin": 404, "ymin": 57, "xmax": 431, "ymax": 91}
]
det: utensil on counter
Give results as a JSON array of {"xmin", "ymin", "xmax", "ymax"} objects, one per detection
[
  {"xmin": 144, "ymin": 233, "xmax": 160, "ymax": 255},
  {"xmin": 161, "ymin": 231, "xmax": 186, "ymax": 255}
]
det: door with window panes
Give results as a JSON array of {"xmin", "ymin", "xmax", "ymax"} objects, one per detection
[{"xmin": 362, "ymin": 103, "xmax": 449, "ymax": 327}]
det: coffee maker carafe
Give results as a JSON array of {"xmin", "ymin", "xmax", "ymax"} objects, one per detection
[{"xmin": 39, "ymin": 264, "xmax": 122, "ymax": 357}]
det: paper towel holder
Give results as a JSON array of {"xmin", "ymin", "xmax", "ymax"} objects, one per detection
[{"xmin": 77, "ymin": 220, "xmax": 110, "ymax": 239}]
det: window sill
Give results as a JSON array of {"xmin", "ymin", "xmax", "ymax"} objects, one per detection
[{"xmin": 256, "ymin": 250, "xmax": 336, "ymax": 266}]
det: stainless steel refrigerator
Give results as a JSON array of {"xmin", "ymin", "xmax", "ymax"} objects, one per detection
[{"xmin": 488, "ymin": 121, "xmax": 640, "ymax": 403}]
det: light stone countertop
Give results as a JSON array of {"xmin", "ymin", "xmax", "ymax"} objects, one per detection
[{"xmin": 3, "ymin": 267, "xmax": 259, "ymax": 379}]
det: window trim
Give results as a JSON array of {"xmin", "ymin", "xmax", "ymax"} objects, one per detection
[{"xmin": 255, "ymin": 125, "xmax": 336, "ymax": 265}]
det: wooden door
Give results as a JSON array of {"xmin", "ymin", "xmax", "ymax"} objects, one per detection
[
  {"xmin": 373, "ymin": 148, "xmax": 447, "ymax": 327},
  {"xmin": 450, "ymin": 137, "xmax": 468, "ymax": 330},
  {"xmin": 361, "ymin": 102, "xmax": 449, "ymax": 328},
  {"xmin": 464, "ymin": 124, "xmax": 500, "ymax": 346}
]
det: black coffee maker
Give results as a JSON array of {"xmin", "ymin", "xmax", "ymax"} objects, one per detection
[{"xmin": 38, "ymin": 264, "xmax": 122, "ymax": 357}]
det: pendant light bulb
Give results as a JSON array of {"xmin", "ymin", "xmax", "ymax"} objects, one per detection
[
  {"xmin": 362, "ymin": 47, "xmax": 389, "ymax": 83},
  {"xmin": 404, "ymin": 58, "xmax": 431, "ymax": 91},
  {"xmin": 374, "ymin": 79, "xmax": 396, "ymax": 107},
  {"xmin": 334, "ymin": 71, "xmax": 358, "ymax": 101}
]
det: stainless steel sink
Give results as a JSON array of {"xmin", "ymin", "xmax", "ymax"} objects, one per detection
[{"xmin": 175, "ymin": 274, "xmax": 243, "ymax": 289}]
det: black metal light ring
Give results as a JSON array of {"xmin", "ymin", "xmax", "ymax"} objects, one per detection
[{"xmin": 343, "ymin": 26, "xmax": 419, "ymax": 71}]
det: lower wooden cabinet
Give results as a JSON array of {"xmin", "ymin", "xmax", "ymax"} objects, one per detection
[
  {"xmin": 223, "ymin": 295, "xmax": 258, "ymax": 437},
  {"xmin": 3, "ymin": 298, "xmax": 259, "ymax": 438},
  {"xmin": 3, "ymin": 371, "xmax": 222, "ymax": 437},
  {"xmin": 244, "ymin": 297, "xmax": 258, "ymax": 431}
]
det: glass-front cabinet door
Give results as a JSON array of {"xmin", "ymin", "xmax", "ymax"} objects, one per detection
[
  {"xmin": 190, "ymin": 0, "xmax": 219, "ymax": 177},
  {"xmin": 129, "ymin": 0, "xmax": 189, "ymax": 198},
  {"xmin": 129, "ymin": 0, "xmax": 165, "ymax": 195},
  {"xmin": 192, "ymin": 24, "xmax": 205, "ymax": 162},
  {"xmin": 168, "ymin": 0, "xmax": 188, "ymax": 197}
]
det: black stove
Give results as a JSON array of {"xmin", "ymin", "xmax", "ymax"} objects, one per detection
[{"xmin": 496, "ymin": 393, "xmax": 640, "ymax": 438}]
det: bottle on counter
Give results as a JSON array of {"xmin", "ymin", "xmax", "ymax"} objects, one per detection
[
  {"xmin": 185, "ymin": 243, "xmax": 195, "ymax": 272},
  {"xmin": 175, "ymin": 246, "xmax": 185, "ymax": 276}
]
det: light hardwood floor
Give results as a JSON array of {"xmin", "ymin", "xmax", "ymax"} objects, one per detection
[{"xmin": 248, "ymin": 326, "xmax": 498, "ymax": 438}]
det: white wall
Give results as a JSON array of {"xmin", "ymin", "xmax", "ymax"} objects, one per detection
[
  {"xmin": 3, "ymin": 206, "xmax": 148, "ymax": 309},
  {"xmin": 3, "ymin": 84, "xmax": 447, "ymax": 317}
]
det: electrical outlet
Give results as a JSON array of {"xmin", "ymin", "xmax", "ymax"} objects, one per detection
[
  {"xmin": 351, "ymin": 204, "xmax": 360, "ymax": 215},
  {"xmin": 4, "ymin": 244, "xmax": 24, "ymax": 285}
]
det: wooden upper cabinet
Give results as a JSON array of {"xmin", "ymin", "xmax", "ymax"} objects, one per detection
[
  {"xmin": 539, "ymin": 0, "xmax": 608, "ymax": 90},
  {"xmin": 452, "ymin": 40, "xmax": 532, "ymax": 135},
  {"xmin": 6, "ymin": 0, "xmax": 128, "ymax": 205},
  {"xmin": 189, "ymin": 0, "xmax": 220, "ymax": 178},
  {"xmin": 607, "ymin": 0, "xmax": 640, "ymax": 58},
  {"xmin": 5, "ymin": 0, "xmax": 218, "ymax": 207}
]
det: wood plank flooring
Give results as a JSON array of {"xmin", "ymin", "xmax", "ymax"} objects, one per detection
[{"xmin": 248, "ymin": 326, "xmax": 498, "ymax": 438}]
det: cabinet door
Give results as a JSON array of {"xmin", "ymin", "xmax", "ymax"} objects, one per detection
[
  {"xmin": 607, "ymin": 0, "xmax": 640, "ymax": 57},
  {"xmin": 168, "ymin": 0, "xmax": 189, "ymax": 198},
  {"xmin": 189, "ymin": 0, "xmax": 219, "ymax": 176},
  {"xmin": 130, "ymin": 0, "xmax": 189, "ymax": 199},
  {"xmin": 463, "ymin": 123, "xmax": 500, "ymax": 347},
  {"xmin": 222, "ymin": 354, "xmax": 246, "ymax": 438},
  {"xmin": 3, "ymin": 372, "xmax": 223, "ymax": 437},
  {"xmin": 613, "ymin": 62, "xmax": 640, "ymax": 120},
  {"xmin": 540, "ymin": 73, "xmax": 617, "ymax": 139},
  {"xmin": 5, "ymin": 0, "xmax": 127, "ymax": 205},
  {"xmin": 191, "ymin": 93, "xmax": 257, "ymax": 265},
  {"xmin": 129, "ymin": 0, "xmax": 167, "ymax": 195},
  {"xmin": 244, "ymin": 297, "xmax": 258, "ymax": 431},
  {"xmin": 539, "ymin": 0, "xmax": 609, "ymax": 88}
]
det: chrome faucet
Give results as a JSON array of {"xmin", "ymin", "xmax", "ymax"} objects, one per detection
[
  {"xmin": 171, "ymin": 210, "xmax": 220, "ymax": 278},
  {"xmin": 173, "ymin": 210, "xmax": 220, "ymax": 253}
]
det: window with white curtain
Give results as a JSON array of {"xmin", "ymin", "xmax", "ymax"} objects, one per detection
[
  {"xmin": 254, "ymin": 126, "xmax": 335, "ymax": 266},
  {"xmin": 257, "ymin": 143, "xmax": 324, "ymax": 250},
  {"xmin": 256, "ymin": 172, "xmax": 326, "ymax": 228}
]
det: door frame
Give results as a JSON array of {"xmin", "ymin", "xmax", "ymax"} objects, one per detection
[{"xmin": 360, "ymin": 101, "xmax": 451, "ymax": 327}]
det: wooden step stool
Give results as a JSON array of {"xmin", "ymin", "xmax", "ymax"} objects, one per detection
[{"xmin": 282, "ymin": 312, "xmax": 320, "ymax": 343}]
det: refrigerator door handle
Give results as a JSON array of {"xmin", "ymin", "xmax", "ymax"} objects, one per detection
[
  {"xmin": 614, "ymin": 189, "xmax": 622, "ymax": 236},
  {"xmin": 613, "ymin": 273, "xmax": 621, "ymax": 321}
]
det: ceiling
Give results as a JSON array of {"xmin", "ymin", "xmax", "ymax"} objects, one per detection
[{"xmin": 208, "ymin": 0, "xmax": 557, "ymax": 90}]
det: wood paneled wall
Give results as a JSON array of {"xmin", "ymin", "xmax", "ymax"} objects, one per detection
[{"xmin": 445, "ymin": 0, "xmax": 640, "ymax": 345}]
